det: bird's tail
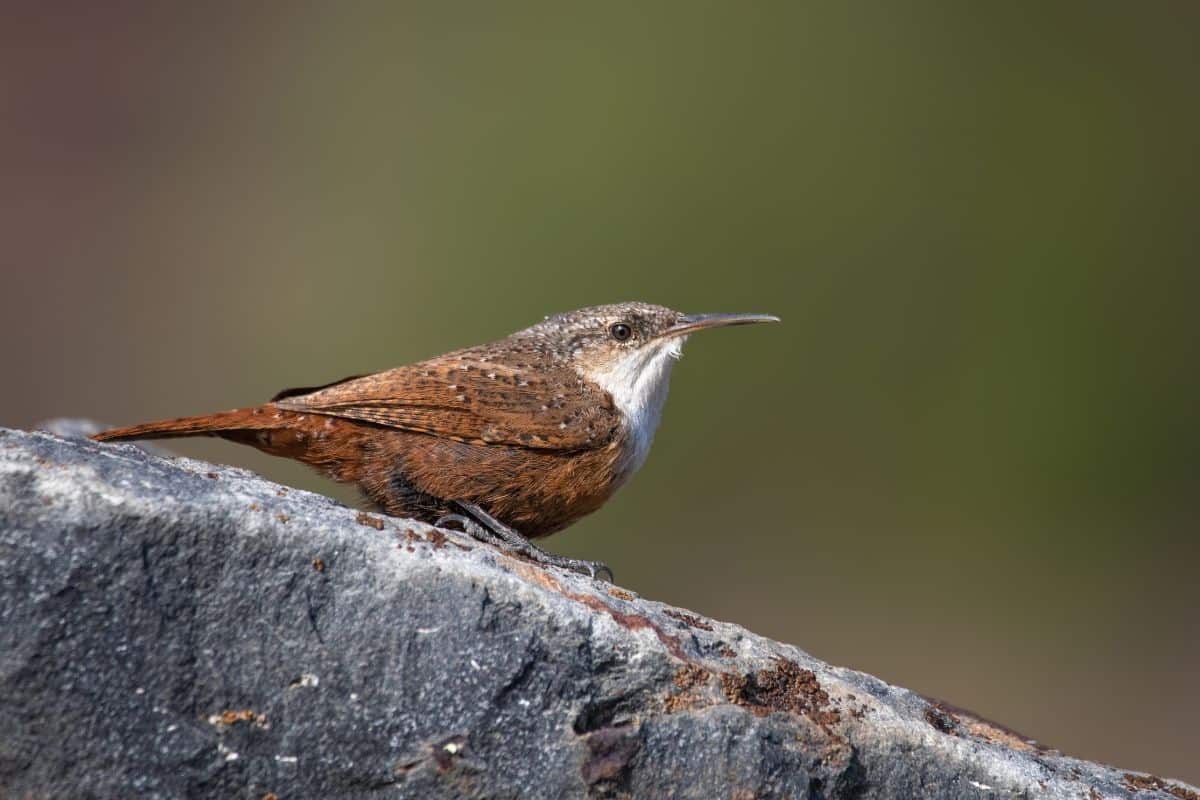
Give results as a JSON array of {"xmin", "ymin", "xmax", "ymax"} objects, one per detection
[
  {"xmin": 92, "ymin": 405, "xmax": 363, "ymax": 483},
  {"xmin": 92, "ymin": 407, "xmax": 278, "ymax": 443}
]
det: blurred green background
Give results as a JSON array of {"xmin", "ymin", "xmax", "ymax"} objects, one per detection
[{"xmin": 2, "ymin": 2, "xmax": 1197, "ymax": 783}]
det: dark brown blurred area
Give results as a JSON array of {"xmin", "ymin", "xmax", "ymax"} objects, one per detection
[{"xmin": 2, "ymin": 2, "xmax": 1197, "ymax": 783}]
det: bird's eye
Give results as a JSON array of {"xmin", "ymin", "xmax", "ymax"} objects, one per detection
[{"xmin": 609, "ymin": 323, "xmax": 633, "ymax": 342}]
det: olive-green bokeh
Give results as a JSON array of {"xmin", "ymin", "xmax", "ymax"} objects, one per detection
[{"xmin": 2, "ymin": 2, "xmax": 1197, "ymax": 782}]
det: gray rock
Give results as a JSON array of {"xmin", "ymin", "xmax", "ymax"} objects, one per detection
[{"xmin": 0, "ymin": 423, "xmax": 1194, "ymax": 800}]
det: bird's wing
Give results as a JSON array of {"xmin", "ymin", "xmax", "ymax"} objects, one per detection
[{"xmin": 273, "ymin": 355, "xmax": 619, "ymax": 451}]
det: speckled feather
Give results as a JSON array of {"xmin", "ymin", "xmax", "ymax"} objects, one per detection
[{"xmin": 274, "ymin": 356, "xmax": 619, "ymax": 451}]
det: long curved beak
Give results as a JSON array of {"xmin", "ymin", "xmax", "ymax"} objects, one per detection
[{"xmin": 661, "ymin": 312, "xmax": 781, "ymax": 339}]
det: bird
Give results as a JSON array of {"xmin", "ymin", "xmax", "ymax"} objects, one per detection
[{"xmin": 93, "ymin": 302, "xmax": 779, "ymax": 579}]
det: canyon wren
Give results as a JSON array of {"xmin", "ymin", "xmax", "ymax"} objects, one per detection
[{"xmin": 93, "ymin": 302, "xmax": 779, "ymax": 579}]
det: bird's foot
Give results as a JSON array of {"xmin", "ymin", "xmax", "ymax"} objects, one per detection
[
  {"xmin": 433, "ymin": 513, "xmax": 507, "ymax": 547},
  {"xmin": 435, "ymin": 503, "xmax": 613, "ymax": 582}
]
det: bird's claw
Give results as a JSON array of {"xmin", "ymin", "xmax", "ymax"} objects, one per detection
[
  {"xmin": 587, "ymin": 560, "xmax": 615, "ymax": 583},
  {"xmin": 539, "ymin": 554, "xmax": 614, "ymax": 582}
]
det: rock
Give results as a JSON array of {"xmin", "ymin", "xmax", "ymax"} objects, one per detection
[{"xmin": 0, "ymin": 423, "xmax": 1195, "ymax": 800}]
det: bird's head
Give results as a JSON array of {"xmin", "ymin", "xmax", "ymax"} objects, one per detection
[{"xmin": 516, "ymin": 301, "xmax": 779, "ymax": 425}]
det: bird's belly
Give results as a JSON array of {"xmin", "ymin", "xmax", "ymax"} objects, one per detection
[{"xmin": 373, "ymin": 432, "xmax": 628, "ymax": 538}]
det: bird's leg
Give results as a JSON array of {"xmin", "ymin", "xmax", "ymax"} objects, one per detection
[
  {"xmin": 431, "ymin": 513, "xmax": 509, "ymax": 548},
  {"xmin": 433, "ymin": 510, "xmax": 538, "ymax": 558},
  {"xmin": 436, "ymin": 501, "xmax": 614, "ymax": 582}
]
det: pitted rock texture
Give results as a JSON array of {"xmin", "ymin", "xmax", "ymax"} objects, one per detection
[{"xmin": 1, "ymin": 424, "xmax": 1195, "ymax": 800}]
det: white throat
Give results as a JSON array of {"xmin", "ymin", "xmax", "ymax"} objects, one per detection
[{"xmin": 582, "ymin": 336, "xmax": 685, "ymax": 480}]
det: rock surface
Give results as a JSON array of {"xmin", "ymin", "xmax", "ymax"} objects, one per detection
[{"xmin": 0, "ymin": 423, "xmax": 1195, "ymax": 800}]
